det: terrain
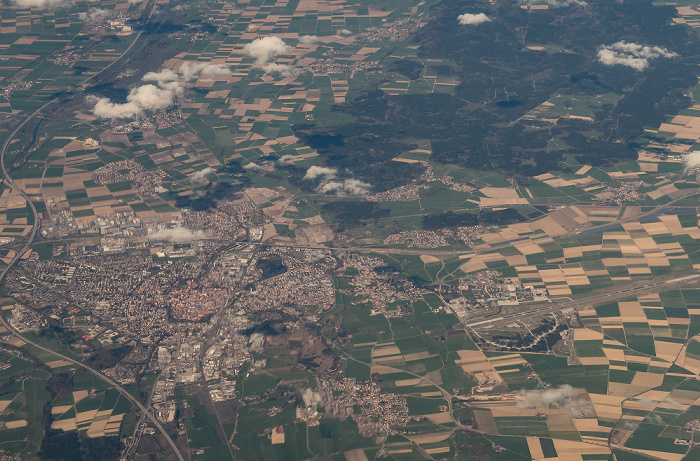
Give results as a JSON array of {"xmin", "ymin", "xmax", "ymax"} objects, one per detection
[{"xmin": 0, "ymin": 0, "xmax": 697, "ymax": 460}]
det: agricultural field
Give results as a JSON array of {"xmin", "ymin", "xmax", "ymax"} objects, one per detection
[
  {"xmin": 0, "ymin": 0, "xmax": 699, "ymax": 459},
  {"xmin": 49, "ymin": 373, "xmax": 131, "ymax": 438}
]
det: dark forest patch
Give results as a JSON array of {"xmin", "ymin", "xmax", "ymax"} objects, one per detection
[{"xmin": 293, "ymin": 0, "xmax": 699, "ymax": 187}]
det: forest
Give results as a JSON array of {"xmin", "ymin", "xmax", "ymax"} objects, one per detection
[{"xmin": 293, "ymin": 0, "xmax": 700, "ymax": 191}]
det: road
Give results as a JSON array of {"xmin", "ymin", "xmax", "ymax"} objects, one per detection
[
  {"xmin": 466, "ymin": 274, "xmax": 700, "ymax": 327},
  {"xmin": 0, "ymin": 3, "xmax": 184, "ymax": 460},
  {"xmin": 0, "ymin": 6, "xmax": 692, "ymax": 461}
]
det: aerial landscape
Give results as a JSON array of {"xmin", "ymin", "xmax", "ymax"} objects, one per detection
[{"xmin": 0, "ymin": 0, "xmax": 700, "ymax": 460}]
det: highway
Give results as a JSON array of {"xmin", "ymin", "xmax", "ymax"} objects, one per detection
[
  {"xmin": 0, "ymin": 2, "xmax": 184, "ymax": 459},
  {"xmin": 466, "ymin": 274, "xmax": 700, "ymax": 327}
]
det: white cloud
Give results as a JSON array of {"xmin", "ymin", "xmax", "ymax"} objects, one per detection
[
  {"xmin": 191, "ymin": 167, "xmax": 214, "ymax": 181},
  {"xmin": 91, "ymin": 82, "xmax": 180, "ymax": 119},
  {"xmin": 143, "ymin": 63, "xmax": 231, "ymax": 83},
  {"xmin": 303, "ymin": 166, "xmax": 369, "ymax": 196},
  {"xmin": 517, "ymin": 385, "xmax": 590, "ymax": 416},
  {"xmin": 620, "ymin": 420, "xmax": 639, "ymax": 430},
  {"xmin": 664, "ymin": 396, "xmax": 682, "ymax": 409},
  {"xmin": 148, "ymin": 226, "xmax": 206, "ymax": 242},
  {"xmin": 304, "ymin": 166, "xmax": 338, "ymax": 180},
  {"xmin": 243, "ymin": 162, "xmax": 264, "ymax": 171},
  {"xmin": 179, "ymin": 62, "xmax": 232, "ymax": 80},
  {"xmin": 317, "ymin": 178, "xmax": 370, "ymax": 196},
  {"xmin": 79, "ymin": 8, "xmax": 110, "ymax": 21},
  {"xmin": 261, "ymin": 62, "xmax": 293, "ymax": 76},
  {"xmin": 89, "ymin": 95, "xmax": 142, "ymax": 119},
  {"xmin": 519, "ymin": 385, "xmax": 576, "ymax": 407},
  {"xmin": 457, "ymin": 13, "xmax": 491, "ymax": 26},
  {"xmin": 340, "ymin": 29, "xmax": 353, "ymax": 36},
  {"xmin": 683, "ymin": 151, "xmax": 700, "ymax": 170},
  {"xmin": 11, "ymin": 0, "xmax": 70, "ymax": 8},
  {"xmin": 277, "ymin": 155, "xmax": 297, "ymax": 163},
  {"xmin": 302, "ymin": 389, "xmax": 322, "ymax": 407},
  {"xmin": 299, "ymin": 35, "xmax": 319, "ymax": 45},
  {"xmin": 92, "ymin": 62, "xmax": 231, "ymax": 119},
  {"xmin": 142, "ymin": 68, "xmax": 179, "ymax": 84},
  {"xmin": 128, "ymin": 83, "xmax": 182, "ymax": 110},
  {"xmin": 128, "ymin": 0, "xmax": 143, "ymax": 3},
  {"xmin": 597, "ymin": 41, "xmax": 678, "ymax": 71},
  {"xmin": 242, "ymin": 37, "xmax": 294, "ymax": 75},
  {"xmin": 243, "ymin": 36, "xmax": 290, "ymax": 61},
  {"xmin": 634, "ymin": 398, "xmax": 656, "ymax": 409}
]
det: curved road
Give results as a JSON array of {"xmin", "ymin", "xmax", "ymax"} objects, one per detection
[{"xmin": 0, "ymin": 4, "xmax": 184, "ymax": 461}]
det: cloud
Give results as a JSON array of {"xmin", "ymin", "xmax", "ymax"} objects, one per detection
[
  {"xmin": 664, "ymin": 396, "xmax": 683, "ymax": 409},
  {"xmin": 619, "ymin": 419, "xmax": 639, "ymax": 431},
  {"xmin": 243, "ymin": 37, "xmax": 292, "ymax": 75},
  {"xmin": 11, "ymin": 0, "xmax": 70, "ymax": 8},
  {"xmin": 299, "ymin": 35, "xmax": 319, "ymax": 45},
  {"xmin": 518, "ymin": 385, "xmax": 590, "ymax": 415},
  {"xmin": 178, "ymin": 62, "xmax": 232, "ymax": 80},
  {"xmin": 148, "ymin": 226, "xmax": 206, "ymax": 242},
  {"xmin": 79, "ymin": 8, "xmax": 110, "ymax": 21},
  {"xmin": 143, "ymin": 63, "xmax": 231, "ymax": 83},
  {"xmin": 632, "ymin": 396, "xmax": 682, "ymax": 412},
  {"xmin": 597, "ymin": 41, "xmax": 678, "ymax": 71},
  {"xmin": 303, "ymin": 166, "xmax": 369, "ymax": 195},
  {"xmin": 457, "ymin": 13, "xmax": 491, "ymax": 25},
  {"xmin": 277, "ymin": 155, "xmax": 297, "ymax": 163},
  {"xmin": 340, "ymin": 29, "xmax": 353, "ymax": 35},
  {"xmin": 142, "ymin": 69, "xmax": 179, "ymax": 84},
  {"xmin": 635, "ymin": 398, "xmax": 656, "ymax": 409},
  {"xmin": 261, "ymin": 62, "xmax": 293, "ymax": 76},
  {"xmin": 92, "ymin": 62, "xmax": 231, "ymax": 119},
  {"xmin": 90, "ymin": 82, "xmax": 181, "ymax": 119},
  {"xmin": 191, "ymin": 167, "xmax": 214, "ymax": 181},
  {"xmin": 243, "ymin": 162, "xmax": 264, "ymax": 171},
  {"xmin": 89, "ymin": 95, "xmax": 142, "ymax": 119},
  {"xmin": 317, "ymin": 178, "xmax": 370, "ymax": 196},
  {"xmin": 519, "ymin": 385, "xmax": 577, "ymax": 407},
  {"xmin": 304, "ymin": 166, "xmax": 338, "ymax": 180},
  {"xmin": 302, "ymin": 389, "xmax": 322, "ymax": 407},
  {"xmin": 683, "ymin": 151, "xmax": 700, "ymax": 170},
  {"xmin": 128, "ymin": 83, "xmax": 182, "ymax": 110},
  {"xmin": 243, "ymin": 36, "xmax": 290, "ymax": 62}
]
